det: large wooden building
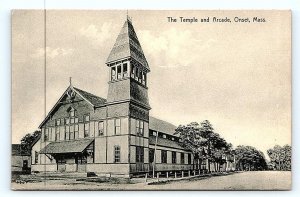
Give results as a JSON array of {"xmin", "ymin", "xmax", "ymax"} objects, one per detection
[{"xmin": 31, "ymin": 18, "xmax": 203, "ymax": 177}]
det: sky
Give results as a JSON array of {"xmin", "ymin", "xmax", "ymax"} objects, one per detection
[{"xmin": 11, "ymin": 10, "xmax": 291, "ymax": 158}]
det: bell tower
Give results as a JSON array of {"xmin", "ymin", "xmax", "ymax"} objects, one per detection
[
  {"xmin": 105, "ymin": 17, "xmax": 151, "ymax": 174},
  {"xmin": 106, "ymin": 17, "xmax": 151, "ymax": 110}
]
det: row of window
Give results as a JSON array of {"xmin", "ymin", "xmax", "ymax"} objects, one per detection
[
  {"xmin": 34, "ymin": 146, "xmax": 192, "ymax": 165},
  {"xmin": 111, "ymin": 62, "xmax": 147, "ymax": 85},
  {"xmin": 45, "ymin": 116, "xmax": 146, "ymax": 141},
  {"xmin": 55, "ymin": 114, "xmax": 89, "ymax": 126},
  {"xmin": 149, "ymin": 149, "xmax": 192, "ymax": 164},
  {"xmin": 44, "ymin": 120, "xmax": 104, "ymax": 142}
]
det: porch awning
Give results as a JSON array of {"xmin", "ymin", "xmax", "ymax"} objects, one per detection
[{"xmin": 39, "ymin": 139, "xmax": 93, "ymax": 154}]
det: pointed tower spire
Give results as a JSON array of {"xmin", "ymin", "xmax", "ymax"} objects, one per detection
[{"xmin": 106, "ymin": 17, "xmax": 149, "ymax": 71}]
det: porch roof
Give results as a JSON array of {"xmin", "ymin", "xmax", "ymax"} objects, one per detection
[{"xmin": 39, "ymin": 139, "xmax": 93, "ymax": 154}]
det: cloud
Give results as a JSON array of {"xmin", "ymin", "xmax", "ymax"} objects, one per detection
[
  {"xmin": 79, "ymin": 23, "xmax": 117, "ymax": 45},
  {"xmin": 138, "ymin": 28, "xmax": 216, "ymax": 68},
  {"xmin": 31, "ymin": 47, "xmax": 74, "ymax": 59}
]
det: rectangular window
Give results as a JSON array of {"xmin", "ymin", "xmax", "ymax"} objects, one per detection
[
  {"xmin": 70, "ymin": 118, "xmax": 75, "ymax": 124},
  {"xmin": 111, "ymin": 66, "xmax": 116, "ymax": 80},
  {"xmin": 74, "ymin": 124, "xmax": 79, "ymax": 139},
  {"xmin": 161, "ymin": 150, "xmax": 167, "ymax": 163},
  {"xmin": 117, "ymin": 65, "xmax": 122, "ymax": 79},
  {"xmin": 62, "ymin": 126, "xmax": 66, "ymax": 140},
  {"xmin": 135, "ymin": 67, "xmax": 139, "ymax": 80},
  {"xmin": 131, "ymin": 65, "xmax": 135, "ymax": 78},
  {"xmin": 136, "ymin": 119, "xmax": 140, "ymax": 135},
  {"xmin": 84, "ymin": 115, "xmax": 90, "ymax": 122},
  {"xmin": 138, "ymin": 70, "xmax": 142, "ymax": 83},
  {"xmin": 114, "ymin": 146, "xmax": 121, "ymax": 163},
  {"xmin": 70, "ymin": 110, "xmax": 75, "ymax": 117},
  {"xmin": 149, "ymin": 148, "xmax": 155, "ymax": 163},
  {"xmin": 115, "ymin": 118, "xmax": 121, "ymax": 135},
  {"xmin": 35, "ymin": 151, "xmax": 39, "ymax": 164},
  {"xmin": 56, "ymin": 119, "xmax": 61, "ymax": 126},
  {"xmin": 84, "ymin": 123, "xmax": 89, "ymax": 137},
  {"xmin": 75, "ymin": 117, "xmax": 78, "ymax": 123},
  {"xmin": 123, "ymin": 63, "xmax": 128, "ymax": 77},
  {"xmin": 55, "ymin": 127, "xmax": 60, "ymax": 141},
  {"xmin": 172, "ymin": 151, "xmax": 177, "ymax": 164},
  {"xmin": 98, "ymin": 121, "xmax": 104, "ymax": 136},
  {"xmin": 49, "ymin": 128, "xmax": 53, "ymax": 141},
  {"xmin": 136, "ymin": 146, "xmax": 144, "ymax": 163},
  {"xmin": 65, "ymin": 118, "xmax": 70, "ymax": 125},
  {"xmin": 142, "ymin": 72, "xmax": 146, "ymax": 85},
  {"xmin": 70, "ymin": 125, "xmax": 74, "ymax": 140},
  {"xmin": 44, "ymin": 128, "xmax": 49, "ymax": 141},
  {"xmin": 65, "ymin": 126, "xmax": 70, "ymax": 140},
  {"xmin": 188, "ymin": 154, "xmax": 192, "ymax": 164},
  {"xmin": 181, "ymin": 153, "xmax": 185, "ymax": 164},
  {"xmin": 139, "ymin": 121, "xmax": 144, "ymax": 136}
]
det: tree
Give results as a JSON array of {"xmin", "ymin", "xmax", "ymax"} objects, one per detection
[
  {"xmin": 267, "ymin": 144, "xmax": 291, "ymax": 171},
  {"xmin": 20, "ymin": 130, "xmax": 41, "ymax": 152},
  {"xmin": 174, "ymin": 122, "xmax": 207, "ymax": 169},
  {"xmin": 235, "ymin": 145, "xmax": 267, "ymax": 171},
  {"xmin": 175, "ymin": 120, "xmax": 233, "ymax": 172}
]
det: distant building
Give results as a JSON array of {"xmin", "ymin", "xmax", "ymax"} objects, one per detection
[
  {"xmin": 31, "ymin": 17, "xmax": 202, "ymax": 177},
  {"xmin": 12, "ymin": 144, "xmax": 31, "ymax": 173}
]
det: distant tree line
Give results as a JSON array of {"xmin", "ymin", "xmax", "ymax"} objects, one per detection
[
  {"xmin": 234, "ymin": 145, "xmax": 267, "ymax": 171},
  {"xmin": 267, "ymin": 145, "xmax": 291, "ymax": 171},
  {"xmin": 175, "ymin": 120, "xmax": 293, "ymax": 172}
]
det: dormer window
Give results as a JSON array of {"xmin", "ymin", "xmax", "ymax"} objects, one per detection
[
  {"xmin": 69, "ymin": 108, "xmax": 76, "ymax": 117},
  {"xmin": 56, "ymin": 119, "xmax": 61, "ymax": 126},
  {"xmin": 162, "ymin": 134, "xmax": 166, "ymax": 139},
  {"xmin": 84, "ymin": 115, "xmax": 90, "ymax": 122}
]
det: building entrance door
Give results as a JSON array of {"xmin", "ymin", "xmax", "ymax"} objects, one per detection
[
  {"xmin": 22, "ymin": 160, "xmax": 28, "ymax": 171},
  {"xmin": 136, "ymin": 146, "xmax": 145, "ymax": 172},
  {"xmin": 57, "ymin": 157, "xmax": 66, "ymax": 172},
  {"xmin": 76, "ymin": 156, "xmax": 87, "ymax": 172}
]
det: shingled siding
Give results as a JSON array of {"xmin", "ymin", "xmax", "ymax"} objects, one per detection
[
  {"xmin": 107, "ymin": 79, "xmax": 131, "ymax": 103},
  {"xmin": 107, "ymin": 102, "xmax": 130, "ymax": 118},
  {"xmin": 130, "ymin": 81, "xmax": 150, "ymax": 107}
]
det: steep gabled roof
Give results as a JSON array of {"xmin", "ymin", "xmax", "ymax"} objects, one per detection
[
  {"xmin": 106, "ymin": 18, "xmax": 150, "ymax": 71},
  {"xmin": 38, "ymin": 86, "xmax": 106, "ymax": 128},
  {"xmin": 73, "ymin": 87, "xmax": 106, "ymax": 106},
  {"xmin": 149, "ymin": 116, "xmax": 177, "ymax": 136}
]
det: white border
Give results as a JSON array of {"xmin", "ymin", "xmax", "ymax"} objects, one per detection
[{"xmin": 1, "ymin": 0, "xmax": 299, "ymax": 196}]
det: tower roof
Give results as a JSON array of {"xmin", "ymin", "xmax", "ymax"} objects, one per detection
[{"xmin": 106, "ymin": 18, "xmax": 150, "ymax": 71}]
